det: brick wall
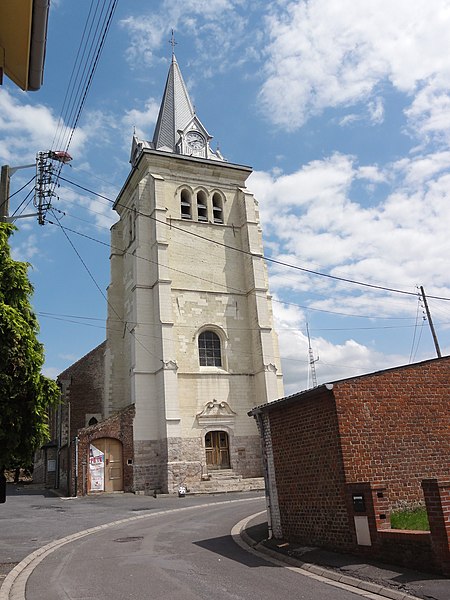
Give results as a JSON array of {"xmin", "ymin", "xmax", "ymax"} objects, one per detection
[
  {"xmin": 334, "ymin": 357, "xmax": 450, "ymax": 505},
  {"xmin": 267, "ymin": 388, "xmax": 354, "ymax": 551},
  {"xmin": 72, "ymin": 404, "xmax": 135, "ymax": 495},
  {"xmin": 255, "ymin": 356, "xmax": 450, "ymax": 572},
  {"xmin": 58, "ymin": 342, "xmax": 106, "ymax": 440}
]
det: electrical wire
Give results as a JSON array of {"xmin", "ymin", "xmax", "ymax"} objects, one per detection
[
  {"xmin": 56, "ymin": 196, "xmax": 421, "ymax": 321},
  {"xmin": 57, "ymin": 174, "xmax": 450, "ymax": 303},
  {"xmin": 49, "ymin": 208, "xmax": 161, "ymax": 362},
  {"xmin": 38, "ymin": 1, "xmax": 120, "ymax": 224},
  {"xmin": 9, "ymin": 175, "xmax": 36, "ymax": 200},
  {"xmin": 10, "ymin": 188, "xmax": 35, "ymax": 218},
  {"xmin": 47, "ymin": 219, "xmax": 426, "ymax": 327}
]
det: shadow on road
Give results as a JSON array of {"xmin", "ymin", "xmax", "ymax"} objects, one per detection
[
  {"xmin": 193, "ymin": 532, "xmax": 276, "ymax": 569},
  {"xmin": 5, "ymin": 483, "xmax": 57, "ymax": 498}
]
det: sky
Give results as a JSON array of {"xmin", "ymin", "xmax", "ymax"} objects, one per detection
[{"xmin": 3, "ymin": 0, "xmax": 450, "ymax": 396}]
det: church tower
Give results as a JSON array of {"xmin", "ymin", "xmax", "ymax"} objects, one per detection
[{"xmin": 104, "ymin": 52, "xmax": 284, "ymax": 493}]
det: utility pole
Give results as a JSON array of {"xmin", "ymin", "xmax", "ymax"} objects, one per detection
[
  {"xmin": 0, "ymin": 162, "xmax": 36, "ymax": 222},
  {"xmin": 0, "ymin": 165, "xmax": 10, "ymax": 222},
  {"xmin": 420, "ymin": 286, "xmax": 441, "ymax": 358}
]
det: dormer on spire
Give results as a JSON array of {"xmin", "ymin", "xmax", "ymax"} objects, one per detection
[{"xmin": 130, "ymin": 48, "xmax": 224, "ymax": 165}]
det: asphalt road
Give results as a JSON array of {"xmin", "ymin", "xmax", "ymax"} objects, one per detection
[{"xmin": 20, "ymin": 495, "xmax": 363, "ymax": 600}]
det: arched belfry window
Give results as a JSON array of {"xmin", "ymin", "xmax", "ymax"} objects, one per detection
[
  {"xmin": 212, "ymin": 192, "xmax": 223, "ymax": 224},
  {"xmin": 197, "ymin": 190, "xmax": 208, "ymax": 222},
  {"xmin": 180, "ymin": 189, "xmax": 192, "ymax": 219},
  {"xmin": 198, "ymin": 330, "xmax": 222, "ymax": 367}
]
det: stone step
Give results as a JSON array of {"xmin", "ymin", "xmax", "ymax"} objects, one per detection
[{"xmin": 187, "ymin": 476, "xmax": 265, "ymax": 495}]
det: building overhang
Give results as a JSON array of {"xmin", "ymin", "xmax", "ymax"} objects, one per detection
[
  {"xmin": 0, "ymin": 0, "xmax": 49, "ymax": 91},
  {"xmin": 248, "ymin": 383, "xmax": 334, "ymax": 418}
]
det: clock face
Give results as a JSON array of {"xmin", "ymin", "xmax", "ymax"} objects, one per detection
[{"xmin": 186, "ymin": 131, "xmax": 205, "ymax": 150}]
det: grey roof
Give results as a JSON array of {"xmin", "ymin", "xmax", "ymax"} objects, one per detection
[
  {"xmin": 152, "ymin": 54, "xmax": 195, "ymax": 152},
  {"xmin": 130, "ymin": 54, "xmax": 225, "ymax": 165}
]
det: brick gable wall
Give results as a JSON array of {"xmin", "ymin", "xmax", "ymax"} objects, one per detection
[
  {"xmin": 58, "ymin": 342, "xmax": 106, "ymax": 440},
  {"xmin": 333, "ymin": 357, "xmax": 450, "ymax": 505},
  {"xmin": 268, "ymin": 388, "xmax": 354, "ymax": 550}
]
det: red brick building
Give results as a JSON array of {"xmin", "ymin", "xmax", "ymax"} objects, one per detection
[
  {"xmin": 250, "ymin": 356, "xmax": 450, "ymax": 574},
  {"xmin": 34, "ymin": 342, "xmax": 136, "ymax": 496}
]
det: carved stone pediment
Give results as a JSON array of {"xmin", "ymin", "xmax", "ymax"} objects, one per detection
[
  {"xmin": 196, "ymin": 399, "xmax": 236, "ymax": 428},
  {"xmin": 163, "ymin": 360, "xmax": 178, "ymax": 371}
]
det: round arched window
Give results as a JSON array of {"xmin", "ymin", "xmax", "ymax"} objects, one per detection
[{"xmin": 198, "ymin": 330, "xmax": 222, "ymax": 367}]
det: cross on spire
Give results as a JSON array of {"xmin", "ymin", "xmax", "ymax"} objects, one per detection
[{"xmin": 169, "ymin": 29, "xmax": 177, "ymax": 55}]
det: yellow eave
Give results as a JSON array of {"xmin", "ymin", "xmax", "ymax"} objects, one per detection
[{"xmin": 0, "ymin": 1, "xmax": 34, "ymax": 90}]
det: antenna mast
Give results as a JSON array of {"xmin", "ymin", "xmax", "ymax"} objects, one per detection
[{"xmin": 306, "ymin": 322, "xmax": 319, "ymax": 388}]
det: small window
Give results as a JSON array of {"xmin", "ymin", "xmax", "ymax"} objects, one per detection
[
  {"xmin": 212, "ymin": 192, "xmax": 223, "ymax": 224},
  {"xmin": 88, "ymin": 417, "xmax": 98, "ymax": 426},
  {"xmin": 128, "ymin": 210, "xmax": 135, "ymax": 242},
  {"xmin": 198, "ymin": 331, "xmax": 222, "ymax": 367},
  {"xmin": 197, "ymin": 190, "xmax": 208, "ymax": 222},
  {"xmin": 181, "ymin": 189, "xmax": 192, "ymax": 219}
]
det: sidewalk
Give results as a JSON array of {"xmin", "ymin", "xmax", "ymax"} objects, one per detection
[{"xmin": 242, "ymin": 513, "xmax": 450, "ymax": 600}]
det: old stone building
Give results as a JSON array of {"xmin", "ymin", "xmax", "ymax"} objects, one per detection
[
  {"xmin": 39, "ymin": 53, "xmax": 283, "ymax": 495},
  {"xmin": 103, "ymin": 52, "xmax": 284, "ymax": 493}
]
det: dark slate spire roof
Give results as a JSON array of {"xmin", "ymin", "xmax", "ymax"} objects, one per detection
[
  {"xmin": 152, "ymin": 54, "xmax": 195, "ymax": 153},
  {"xmin": 130, "ymin": 53, "xmax": 225, "ymax": 165}
]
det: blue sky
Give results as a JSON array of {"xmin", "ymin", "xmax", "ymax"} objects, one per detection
[{"xmin": 3, "ymin": 0, "xmax": 450, "ymax": 395}]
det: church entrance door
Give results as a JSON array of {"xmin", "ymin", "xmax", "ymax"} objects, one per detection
[
  {"xmin": 205, "ymin": 431, "xmax": 230, "ymax": 469},
  {"xmin": 89, "ymin": 438, "xmax": 123, "ymax": 492}
]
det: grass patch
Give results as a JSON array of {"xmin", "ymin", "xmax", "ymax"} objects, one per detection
[{"xmin": 390, "ymin": 507, "xmax": 429, "ymax": 531}]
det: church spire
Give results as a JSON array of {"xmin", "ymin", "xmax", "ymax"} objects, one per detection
[
  {"xmin": 129, "ymin": 35, "xmax": 224, "ymax": 165},
  {"xmin": 152, "ymin": 53, "xmax": 196, "ymax": 153}
]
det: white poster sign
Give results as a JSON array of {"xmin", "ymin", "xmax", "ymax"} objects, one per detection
[{"xmin": 89, "ymin": 444, "xmax": 105, "ymax": 491}]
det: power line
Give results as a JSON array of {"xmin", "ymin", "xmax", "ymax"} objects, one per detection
[
  {"xmin": 55, "ymin": 198, "xmax": 422, "ymax": 320},
  {"xmin": 49, "ymin": 208, "xmax": 161, "ymax": 363},
  {"xmin": 47, "ymin": 219, "xmax": 426, "ymax": 325},
  {"xmin": 38, "ymin": 309, "xmax": 439, "ymax": 333},
  {"xmin": 57, "ymin": 174, "xmax": 450, "ymax": 303},
  {"xmin": 9, "ymin": 175, "xmax": 36, "ymax": 200}
]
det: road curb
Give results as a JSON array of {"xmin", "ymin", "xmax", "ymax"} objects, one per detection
[{"xmin": 233, "ymin": 513, "xmax": 422, "ymax": 600}]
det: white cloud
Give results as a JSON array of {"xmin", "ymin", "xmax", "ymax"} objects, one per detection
[
  {"xmin": 368, "ymin": 97, "xmax": 384, "ymax": 125},
  {"xmin": 10, "ymin": 234, "xmax": 39, "ymax": 262},
  {"xmin": 120, "ymin": 0, "xmax": 253, "ymax": 72},
  {"xmin": 251, "ymin": 150, "xmax": 450, "ymax": 322},
  {"xmin": 260, "ymin": 0, "xmax": 450, "ymax": 138},
  {"xmin": 42, "ymin": 366, "xmax": 60, "ymax": 379},
  {"xmin": 57, "ymin": 183, "xmax": 117, "ymax": 230},
  {"xmin": 272, "ymin": 295, "xmax": 408, "ymax": 394},
  {"xmin": 122, "ymin": 98, "xmax": 160, "ymax": 140},
  {"xmin": 0, "ymin": 89, "xmax": 90, "ymax": 166}
]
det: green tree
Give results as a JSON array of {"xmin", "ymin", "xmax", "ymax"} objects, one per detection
[{"xmin": 0, "ymin": 223, "xmax": 59, "ymax": 481}]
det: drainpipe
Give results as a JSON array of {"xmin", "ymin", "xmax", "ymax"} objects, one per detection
[
  {"xmin": 73, "ymin": 435, "xmax": 79, "ymax": 497},
  {"xmin": 254, "ymin": 409, "xmax": 273, "ymax": 539},
  {"xmin": 55, "ymin": 382, "xmax": 62, "ymax": 490}
]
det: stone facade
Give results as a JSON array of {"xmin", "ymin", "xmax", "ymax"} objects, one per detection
[
  {"xmin": 105, "ymin": 154, "xmax": 283, "ymax": 492},
  {"xmin": 103, "ymin": 56, "xmax": 284, "ymax": 494},
  {"xmin": 38, "ymin": 55, "xmax": 284, "ymax": 496}
]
